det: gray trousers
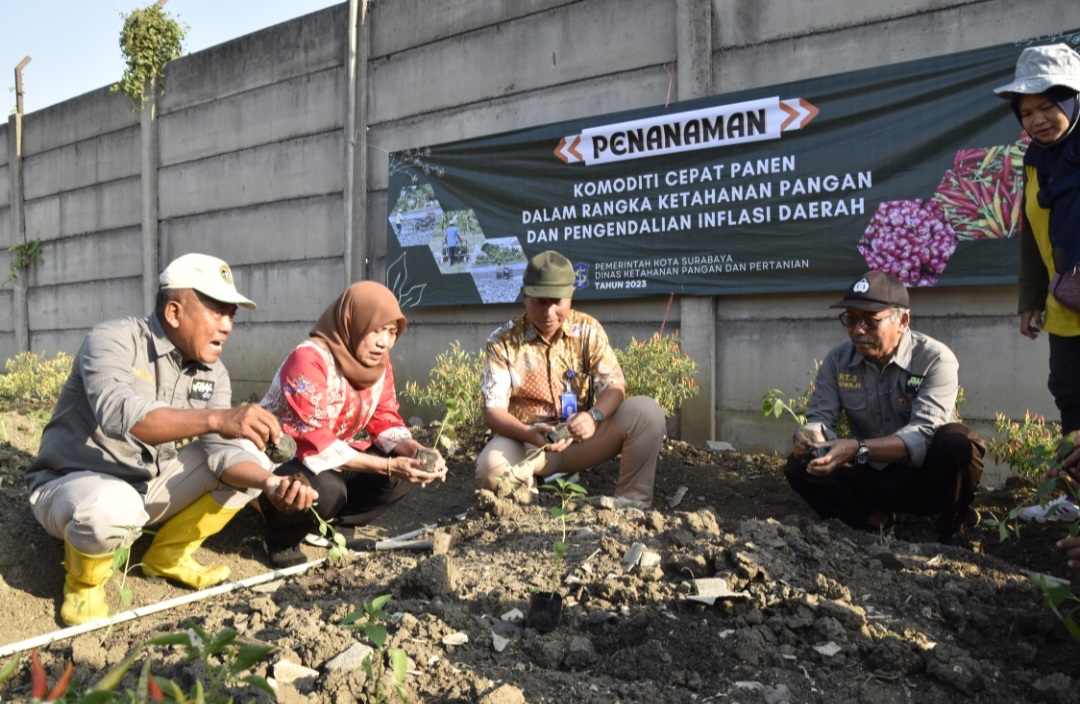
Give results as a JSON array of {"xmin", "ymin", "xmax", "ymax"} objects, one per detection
[{"xmin": 29, "ymin": 441, "xmax": 259, "ymax": 554}]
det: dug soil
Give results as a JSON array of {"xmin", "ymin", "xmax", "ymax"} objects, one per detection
[{"xmin": 1, "ymin": 401, "xmax": 1079, "ymax": 703}]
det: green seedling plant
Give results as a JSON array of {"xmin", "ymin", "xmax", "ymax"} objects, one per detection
[
  {"xmin": 540, "ymin": 478, "xmax": 587, "ymax": 596},
  {"xmin": 340, "ymin": 594, "xmax": 409, "ymax": 703},
  {"xmin": 309, "ymin": 505, "xmax": 348, "ymax": 565},
  {"xmin": 147, "ymin": 621, "xmax": 275, "ymax": 703},
  {"xmin": 762, "ymin": 359, "xmax": 825, "ymax": 430},
  {"xmin": 430, "ymin": 394, "xmax": 470, "ymax": 457},
  {"xmin": 762, "ymin": 388, "xmax": 808, "ymax": 426}
]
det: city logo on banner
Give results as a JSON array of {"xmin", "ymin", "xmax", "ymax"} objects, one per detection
[{"xmin": 554, "ymin": 96, "xmax": 818, "ymax": 166}]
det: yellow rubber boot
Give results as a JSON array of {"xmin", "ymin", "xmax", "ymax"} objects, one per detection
[
  {"xmin": 61, "ymin": 537, "xmax": 114, "ymax": 626},
  {"xmin": 141, "ymin": 494, "xmax": 242, "ymax": 589}
]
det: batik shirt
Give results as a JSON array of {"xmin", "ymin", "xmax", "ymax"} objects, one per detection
[
  {"xmin": 481, "ymin": 309, "xmax": 624, "ymax": 424},
  {"xmin": 260, "ymin": 341, "xmax": 412, "ymax": 473}
]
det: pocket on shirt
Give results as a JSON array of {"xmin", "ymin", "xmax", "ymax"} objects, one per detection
[{"xmin": 838, "ymin": 385, "xmax": 867, "ymax": 412}]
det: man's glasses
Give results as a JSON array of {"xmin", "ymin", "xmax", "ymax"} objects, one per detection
[{"xmin": 838, "ymin": 311, "xmax": 894, "ymax": 331}]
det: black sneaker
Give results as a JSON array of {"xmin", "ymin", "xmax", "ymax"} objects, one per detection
[{"xmin": 265, "ymin": 542, "xmax": 308, "ymax": 568}]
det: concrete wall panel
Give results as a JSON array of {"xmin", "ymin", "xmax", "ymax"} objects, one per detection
[
  {"xmin": 224, "ymin": 322, "xmax": 313, "ymax": 402},
  {"xmin": 29, "ymin": 330, "xmax": 91, "ymax": 358},
  {"xmin": 231, "ymin": 258, "xmax": 344, "ymax": 324},
  {"xmin": 0, "ymin": 209, "xmax": 9, "ymax": 248},
  {"xmin": 367, "ymin": 67, "xmax": 671, "ymax": 190},
  {"xmin": 711, "ymin": 2, "xmax": 1080, "ymax": 92},
  {"xmin": 161, "ymin": 5, "xmax": 347, "ymax": 112},
  {"xmin": 368, "ymin": 0, "xmax": 676, "ymax": 124},
  {"xmin": 0, "ymin": 165, "xmax": 9, "ymax": 208},
  {"xmin": 22, "ymin": 127, "xmax": 140, "ymax": 201},
  {"xmin": 713, "ymin": 0, "xmax": 983, "ymax": 46},
  {"xmin": 0, "ymin": 123, "xmax": 8, "ymax": 165},
  {"xmin": 159, "ymin": 69, "xmax": 344, "ymax": 167},
  {"xmin": 369, "ymin": 0, "xmax": 576, "ymax": 58},
  {"xmin": 0, "ymin": 290, "xmax": 12, "ymax": 333},
  {"xmin": 24, "ymin": 178, "xmax": 141, "ymax": 242},
  {"xmin": 0, "ymin": 333, "xmax": 18, "ymax": 366},
  {"xmin": 23, "ymin": 87, "xmax": 137, "ymax": 156},
  {"xmin": 160, "ymin": 195, "xmax": 344, "ymax": 268},
  {"xmin": 158, "ymin": 132, "xmax": 344, "ymax": 219},
  {"xmin": 28, "ymin": 278, "xmax": 143, "ymax": 333},
  {"xmin": 29, "ymin": 229, "xmax": 143, "ymax": 288}
]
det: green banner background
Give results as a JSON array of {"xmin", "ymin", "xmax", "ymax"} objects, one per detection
[{"xmin": 385, "ymin": 32, "xmax": 1079, "ymax": 307}]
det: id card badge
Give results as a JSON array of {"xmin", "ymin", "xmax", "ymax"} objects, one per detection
[
  {"xmin": 560, "ymin": 369, "xmax": 578, "ymax": 419},
  {"xmin": 560, "ymin": 391, "xmax": 578, "ymax": 420}
]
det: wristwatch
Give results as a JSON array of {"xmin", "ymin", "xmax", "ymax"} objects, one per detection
[
  {"xmin": 588, "ymin": 408, "xmax": 605, "ymax": 424},
  {"xmin": 855, "ymin": 439, "xmax": 870, "ymax": 465}
]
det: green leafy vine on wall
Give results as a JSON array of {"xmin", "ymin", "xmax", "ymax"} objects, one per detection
[
  {"xmin": 6, "ymin": 239, "xmax": 43, "ymax": 284},
  {"xmin": 109, "ymin": 3, "xmax": 188, "ymax": 109}
]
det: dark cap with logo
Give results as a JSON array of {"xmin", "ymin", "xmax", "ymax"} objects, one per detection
[
  {"xmin": 523, "ymin": 250, "xmax": 575, "ymax": 299},
  {"xmin": 829, "ymin": 270, "xmax": 909, "ymax": 312}
]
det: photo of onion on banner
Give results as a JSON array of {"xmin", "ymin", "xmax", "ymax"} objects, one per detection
[{"xmin": 858, "ymin": 133, "xmax": 1029, "ymax": 287}]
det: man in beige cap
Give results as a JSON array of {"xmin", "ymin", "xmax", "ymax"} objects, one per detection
[
  {"xmin": 475, "ymin": 250, "xmax": 665, "ymax": 507},
  {"xmin": 27, "ymin": 253, "xmax": 318, "ymax": 626}
]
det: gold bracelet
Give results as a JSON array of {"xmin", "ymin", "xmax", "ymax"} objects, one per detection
[{"xmin": 386, "ymin": 456, "xmax": 392, "ymax": 477}]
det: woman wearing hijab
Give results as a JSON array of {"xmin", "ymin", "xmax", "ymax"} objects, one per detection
[
  {"xmin": 258, "ymin": 281, "xmax": 447, "ymax": 567},
  {"xmin": 995, "ymin": 43, "xmax": 1080, "ymax": 525}
]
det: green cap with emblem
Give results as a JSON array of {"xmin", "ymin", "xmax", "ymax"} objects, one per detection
[{"xmin": 522, "ymin": 250, "xmax": 575, "ymax": 299}]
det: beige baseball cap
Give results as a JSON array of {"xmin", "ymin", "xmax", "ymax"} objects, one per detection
[{"xmin": 159, "ymin": 253, "xmax": 257, "ymax": 310}]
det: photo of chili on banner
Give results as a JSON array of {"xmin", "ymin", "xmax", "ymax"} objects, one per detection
[{"xmin": 384, "ymin": 30, "xmax": 1079, "ymax": 307}]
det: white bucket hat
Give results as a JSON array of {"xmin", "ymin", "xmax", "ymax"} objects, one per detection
[
  {"xmin": 159, "ymin": 253, "xmax": 257, "ymax": 310},
  {"xmin": 994, "ymin": 43, "xmax": 1080, "ymax": 97}
]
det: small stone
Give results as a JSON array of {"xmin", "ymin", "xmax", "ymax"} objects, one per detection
[
  {"xmin": 272, "ymin": 659, "xmax": 319, "ymax": 691},
  {"xmin": 324, "ymin": 642, "xmax": 375, "ymax": 671},
  {"xmin": 492, "ymin": 631, "xmax": 509, "ymax": 652}
]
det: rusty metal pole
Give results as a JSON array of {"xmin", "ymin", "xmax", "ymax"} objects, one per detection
[{"xmin": 14, "ymin": 56, "xmax": 30, "ymax": 115}]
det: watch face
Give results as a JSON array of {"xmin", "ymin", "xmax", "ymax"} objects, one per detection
[{"xmin": 589, "ymin": 409, "xmax": 604, "ymax": 422}]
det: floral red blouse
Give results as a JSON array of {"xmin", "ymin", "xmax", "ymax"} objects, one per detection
[{"xmin": 260, "ymin": 341, "xmax": 412, "ymax": 473}]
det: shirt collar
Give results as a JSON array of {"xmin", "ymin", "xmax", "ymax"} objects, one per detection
[
  {"xmin": 521, "ymin": 313, "xmax": 574, "ymax": 344},
  {"xmin": 149, "ymin": 313, "xmax": 210, "ymax": 371},
  {"xmin": 844, "ymin": 328, "xmax": 913, "ymax": 371}
]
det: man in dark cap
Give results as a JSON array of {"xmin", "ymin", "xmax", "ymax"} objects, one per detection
[
  {"xmin": 783, "ymin": 270, "xmax": 985, "ymax": 546},
  {"xmin": 475, "ymin": 250, "xmax": 665, "ymax": 508}
]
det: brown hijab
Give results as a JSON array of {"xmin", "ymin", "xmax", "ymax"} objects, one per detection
[{"xmin": 309, "ymin": 281, "xmax": 407, "ymax": 389}]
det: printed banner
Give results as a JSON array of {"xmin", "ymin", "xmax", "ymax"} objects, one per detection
[{"xmin": 385, "ymin": 30, "xmax": 1080, "ymax": 307}]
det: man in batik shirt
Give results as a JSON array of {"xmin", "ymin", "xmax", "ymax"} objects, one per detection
[{"xmin": 476, "ymin": 250, "xmax": 665, "ymax": 507}]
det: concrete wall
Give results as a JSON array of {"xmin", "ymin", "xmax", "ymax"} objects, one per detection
[{"xmin": 4, "ymin": 0, "xmax": 1080, "ymax": 486}]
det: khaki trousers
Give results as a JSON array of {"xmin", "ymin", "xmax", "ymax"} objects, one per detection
[
  {"xmin": 29, "ymin": 441, "xmax": 260, "ymax": 554},
  {"xmin": 476, "ymin": 396, "xmax": 665, "ymax": 506}
]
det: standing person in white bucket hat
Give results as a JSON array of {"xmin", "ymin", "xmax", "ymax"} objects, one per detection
[{"xmin": 995, "ymin": 44, "xmax": 1080, "ymax": 526}]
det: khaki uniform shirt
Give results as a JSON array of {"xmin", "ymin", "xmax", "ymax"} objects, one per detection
[
  {"xmin": 27, "ymin": 314, "xmax": 261, "ymax": 493},
  {"xmin": 481, "ymin": 309, "xmax": 624, "ymax": 424},
  {"xmin": 802, "ymin": 328, "xmax": 959, "ymax": 468}
]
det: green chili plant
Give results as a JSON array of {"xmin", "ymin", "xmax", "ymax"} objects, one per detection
[
  {"xmin": 340, "ymin": 594, "xmax": 409, "ymax": 703},
  {"xmin": 615, "ymin": 331, "xmax": 699, "ymax": 417},
  {"xmin": 540, "ymin": 478, "xmax": 587, "ymax": 596}
]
